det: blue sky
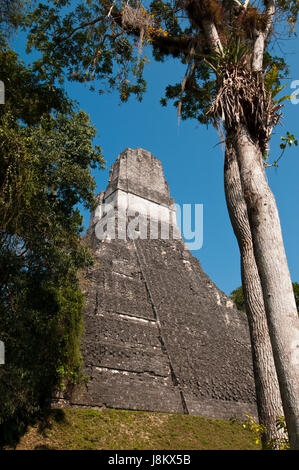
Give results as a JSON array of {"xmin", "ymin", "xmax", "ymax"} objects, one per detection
[{"xmin": 10, "ymin": 18, "xmax": 299, "ymax": 297}]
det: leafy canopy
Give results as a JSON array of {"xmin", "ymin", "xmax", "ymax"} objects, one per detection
[
  {"xmin": 0, "ymin": 38, "xmax": 105, "ymax": 448},
  {"xmin": 23, "ymin": 0, "xmax": 299, "ymax": 126}
]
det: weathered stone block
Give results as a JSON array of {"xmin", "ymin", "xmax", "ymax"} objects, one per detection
[
  {"xmin": 69, "ymin": 148, "xmax": 258, "ymax": 421},
  {"xmin": 71, "ymin": 368, "xmax": 184, "ymax": 414}
]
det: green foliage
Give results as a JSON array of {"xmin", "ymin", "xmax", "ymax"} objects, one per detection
[
  {"xmin": 0, "ymin": 42, "xmax": 105, "ymax": 449},
  {"xmin": 0, "ymin": 0, "xmax": 25, "ymax": 36},
  {"xmin": 271, "ymin": 416, "xmax": 291, "ymax": 450},
  {"xmin": 277, "ymin": 0, "xmax": 299, "ymax": 29},
  {"xmin": 263, "ymin": 131, "xmax": 297, "ymax": 167},
  {"xmin": 230, "ymin": 284, "xmax": 299, "ymax": 314},
  {"xmin": 229, "ymin": 285, "xmax": 246, "ymax": 312},
  {"xmin": 21, "ymin": 0, "xmax": 298, "ymax": 126},
  {"xmin": 204, "ymin": 35, "xmax": 250, "ymax": 76},
  {"xmin": 1, "ymin": 0, "xmax": 299, "ymax": 448},
  {"xmin": 280, "ymin": 132, "xmax": 298, "ymax": 150},
  {"xmin": 242, "ymin": 414, "xmax": 290, "ymax": 450},
  {"xmin": 241, "ymin": 414, "xmax": 266, "ymax": 447},
  {"xmin": 0, "ymin": 40, "xmax": 71, "ymax": 125},
  {"xmin": 25, "ymin": 0, "xmax": 147, "ymax": 99},
  {"xmin": 150, "ymin": 0, "xmax": 181, "ymax": 38},
  {"xmin": 162, "ymin": 73, "xmax": 215, "ymax": 124},
  {"xmin": 264, "ymin": 63, "xmax": 291, "ymax": 104}
]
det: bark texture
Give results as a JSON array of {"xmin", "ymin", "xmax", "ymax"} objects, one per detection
[
  {"xmin": 233, "ymin": 124, "xmax": 299, "ymax": 449},
  {"xmin": 224, "ymin": 142, "xmax": 285, "ymax": 447}
]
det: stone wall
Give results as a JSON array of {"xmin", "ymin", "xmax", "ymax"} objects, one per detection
[{"xmin": 64, "ymin": 148, "xmax": 258, "ymax": 421}]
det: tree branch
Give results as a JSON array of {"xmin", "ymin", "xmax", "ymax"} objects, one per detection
[
  {"xmin": 201, "ymin": 19, "xmax": 223, "ymax": 53},
  {"xmin": 53, "ymin": 15, "xmax": 107, "ymax": 46},
  {"xmin": 264, "ymin": 0, "xmax": 276, "ymax": 39},
  {"xmin": 252, "ymin": 0, "xmax": 276, "ymax": 71}
]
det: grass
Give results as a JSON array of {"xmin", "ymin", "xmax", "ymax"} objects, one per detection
[{"xmin": 12, "ymin": 408, "xmax": 262, "ymax": 450}]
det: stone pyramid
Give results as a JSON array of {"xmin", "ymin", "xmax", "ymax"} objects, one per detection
[{"xmin": 69, "ymin": 148, "xmax": 257, "ymax": 420}]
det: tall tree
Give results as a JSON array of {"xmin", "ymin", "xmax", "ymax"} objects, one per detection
[
  {"xmin": 225, "ymin": 142, "xmax": 284, "ymax": 448},
  {"xmin": 0, "ymin": 41, "xmax": 105, "ymax": 448},
  {"xmin": 22, "ymin": 0, "xmax": 299, "ymax": 447}
]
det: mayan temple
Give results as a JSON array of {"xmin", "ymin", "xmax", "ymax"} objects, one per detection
[{"xmin": 67, "ymin": 147, "xmax": 258, "ymax": 420}]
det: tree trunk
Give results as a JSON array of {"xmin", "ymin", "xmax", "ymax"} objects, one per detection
[
  {"xmin": 232, "ymin": 124, "xmax": 299, "ymax": 449},
  {"xmin": 224, "ymin": 141, "xmax": 285, "ymax": 447}
]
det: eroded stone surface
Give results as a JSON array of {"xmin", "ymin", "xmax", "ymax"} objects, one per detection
[{"xmin": 68, "ymin": 148, "xmax": 257, "ymax": 420}]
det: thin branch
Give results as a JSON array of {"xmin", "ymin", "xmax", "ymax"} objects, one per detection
[
  {"xmin": 53, "ymin": 14, "xmax": 107, "ymax": 46},
  {"xmin": 107, "ymin": 1, "xmax": 115, "ymax": 18},
  {"xmin": 264, "ymin": 146, "xmax": 285, "ymax": 167},
  {"xmin": 177, "ymin": 43, "xmax": 196, "ymax": 125}
]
